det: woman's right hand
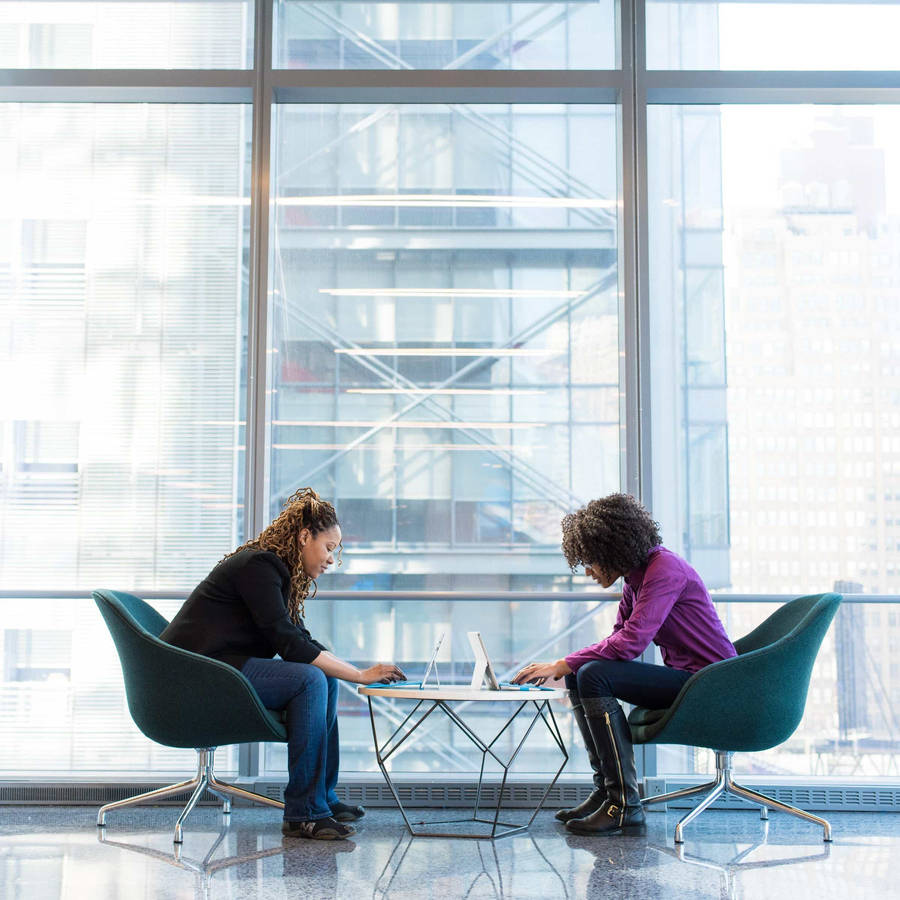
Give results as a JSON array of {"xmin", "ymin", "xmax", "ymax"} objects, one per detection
[{"xmin": 358, "ymin": 663, "xmax": 406, "ymax": 684}]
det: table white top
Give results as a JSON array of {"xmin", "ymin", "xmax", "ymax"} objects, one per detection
[{"xmin": 358, "ymin": 684, "xmax": 568, "ymax": 702}]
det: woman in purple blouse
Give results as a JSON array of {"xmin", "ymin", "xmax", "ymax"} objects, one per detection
[{"xmin": 513, "ymin": 493, "xmax": 736, "ymax": 836}]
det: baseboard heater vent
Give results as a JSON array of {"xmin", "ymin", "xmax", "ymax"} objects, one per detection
[
  {"xmin": 0, "ymin": 783, "xmax": 225, "ymax": 806},
  {"xmin": 0, "ymin": 780, "xmax": 578, "ymax": 809},
  {"xmin": 642, "ymin": 778, "xmax": 900, "ymax": 813},
  {"xmin": 2, "ymin": 780, "xmax": 898, "ymax": 812},
  {"xmin": 254, "ymin": 780, "xmax": 588, "ymax": 809}
]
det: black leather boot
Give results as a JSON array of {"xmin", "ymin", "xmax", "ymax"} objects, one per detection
[
  {"xmin": 565, "ymin": 696, "xmax": 646, "ymax": 836},
  {"xmin": 555, "ymin": 699, "xmax": 607, "ymax": 822}
]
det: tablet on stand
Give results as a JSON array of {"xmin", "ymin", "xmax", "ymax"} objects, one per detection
[{"xmin": 467, "ymin": 631, "xmax": 500, "ymax": 690}]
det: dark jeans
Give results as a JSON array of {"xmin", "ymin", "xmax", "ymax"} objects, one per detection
[
  {"xmin": 566, "ymin": 658, "xmax": 693, "ymax": 710},
  {"xmin": 241, "ymin": 657, "xmax": 340, "ymax": 821},
  {"xmin": 565, "ymin": 659, "xmax": 693, "ymax": 791}
]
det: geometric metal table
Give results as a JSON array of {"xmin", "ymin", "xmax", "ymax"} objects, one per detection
[{"xmin": 359, "ymin": 685, "xmax": 568, "ymax": 839}]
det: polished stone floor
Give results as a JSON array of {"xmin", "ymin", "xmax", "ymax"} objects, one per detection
[{"xmin": 1, "ymin": 805, "xmax": 897, "ymax": 899}]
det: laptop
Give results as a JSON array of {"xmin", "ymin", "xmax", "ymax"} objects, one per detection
[
  {"xmin": 369, "ymin": 632, "xmax": 445, "ymax": 689},
  {"xmin": 368, "ymin": 630, "xmax": 553, "ymax": 691},
  {"xmin": 467, "ymin": 631, "xmax": 553, "ymax": 692}
]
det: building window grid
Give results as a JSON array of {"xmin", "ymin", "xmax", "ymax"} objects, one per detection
[
  {"xmin": 2, "ymin": 1, "xmax": 900, "ymax": 784},
  {"xmin": 268, "ymin": 98, "xmax": 620, "ymax": 558}
]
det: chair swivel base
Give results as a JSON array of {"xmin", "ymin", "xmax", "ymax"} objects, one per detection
[
  {"xmin": 96, "ymin": 747, "xmax": 285, "ymax": 843},
  {"xmin": 641, "ymin": 750, "xmax": 832, "ymax": 844}
]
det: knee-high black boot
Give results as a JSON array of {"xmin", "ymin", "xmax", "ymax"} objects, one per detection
[
  {"xmin": 555, "ymin": 698, "xmax": 607, "ymax": 822},
  {"xmin": 565, "ymin": 696, "xmax": 646, "ymax": 836}
]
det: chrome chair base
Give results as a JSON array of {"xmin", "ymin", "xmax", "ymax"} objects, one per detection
[
  {"xmin": 96, "ymin": 747, "xmax": 285, "ymax": 843},
  {"xmin": 642, "ymin": 750, "xmax": 832, "ymax": 844}
]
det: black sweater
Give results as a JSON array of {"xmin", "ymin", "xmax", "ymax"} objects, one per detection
[{"xmin": 160, "ymin": 548, "xmax": 327, "ymax": 670}]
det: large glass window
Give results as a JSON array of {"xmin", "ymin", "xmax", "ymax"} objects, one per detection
[
  {"xmin": 1, "ymin": 2, "xmax": 899, "ymax": 790},
  {"xmin": 267, "ymin": 103, "xmax": 620, "ymax": 591},
  {"xmin": 262, "ymin": 101, "xmax": 619, "ymax": 776},
  {"xmin": 649, "ymin": 104, "xmax": 900, "ymax": 777},
  {"xmin": 0, "ymin": 1, "xmax": 252, "ymax": 68},
  {"xmin": 0, "ymin": 596, "xmax": 239, "ymax": 776},
  {"xmin": 0, "ymin": 103, "xmax": 249, "ymax": 590},
  {"xmin": 274, "ymin": 0, "xmax": 616, "ymax": 69},
  {"xmin": 0, "ymin": 103, "xmax": 249, "ymax": 774},
  {"xmin": 647, "ymin": 1, "xmax": 900, "ymax": 70}
]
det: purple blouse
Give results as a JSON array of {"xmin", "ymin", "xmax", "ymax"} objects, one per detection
[{"xmin": 564, "ymin": 546, "xmax": 736, "ymax": 674}]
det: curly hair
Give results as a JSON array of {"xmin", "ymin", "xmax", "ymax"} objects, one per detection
[
  {"xmin": 561, "ymin": 493, "xmax": 661, "ymax": 578},
  {"xmin": 226, "ymin": 487, "xmax": 340, "ymax": 623}
]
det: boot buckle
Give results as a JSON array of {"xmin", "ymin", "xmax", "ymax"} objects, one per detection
[{"xmin": 606, "ymin": 804, "xmax": 619, "ymax": 818}]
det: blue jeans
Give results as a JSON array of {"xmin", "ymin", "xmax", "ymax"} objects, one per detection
[
  {"xmin": 241, "ymin": 657, "xmax": 340, "ymax": 821},
  {"xmin": 565, "ymin": 659, "xmax": 693, "ymax": 788}
]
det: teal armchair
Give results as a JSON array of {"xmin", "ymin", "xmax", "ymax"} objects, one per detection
[
  {"xmin": 630, "ymin": 593, "xmax": 841, "ymax": 843},
  {"xmin": 94, "ymin": 589, "xmax": 287, "ymax": 843}
]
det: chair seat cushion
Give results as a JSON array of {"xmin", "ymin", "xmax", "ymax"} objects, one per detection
[
  {"xmin": 628, "ymin": 706, "xmax": 667, "ymax": 727},
  {"xmin": 628, "ymin": 706, "xmax": 669, "ymax": 742}
]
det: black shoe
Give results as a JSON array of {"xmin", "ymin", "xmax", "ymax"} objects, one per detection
[
  {"xmin": 565, "ymin": 800, "xmax": 646, "ymax": 836},
  {"xmin": 330, "ymin": 801, "xmax": 365, "ymax": 822},
  {"xmin": 555, "ymin": 790, "xmax": 607, "ymax": 823},
  {"xmin": 281, "ymin": 816, "xmax": 356, "ymax": 840}
]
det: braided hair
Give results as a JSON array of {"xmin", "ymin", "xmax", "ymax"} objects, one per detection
[{"xmin": 226, "ymin": 487, "xmax": 340, "ymax": 622}]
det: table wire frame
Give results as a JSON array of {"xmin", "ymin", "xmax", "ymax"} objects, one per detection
[{"xmin": 366, "ymin": 695, "xmax": 568, "ymax": 839}]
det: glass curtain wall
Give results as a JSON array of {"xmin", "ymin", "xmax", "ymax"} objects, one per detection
[
  {"xmin": 265, "ymin": 100, "xmax": 620, "ymax": 774},
  {"xmin": 0, "ymin": 101, "xmax": 249, "ymax": 774},
  {"xmin": 274, "ymin": 0, "xmax": 616, "ymax": 69},
  {"xmin": 0, "ymin": 1, "xmax": 252, "ymax": 68},
  {"xmin": 1, "ymin": 0, "xmax": 899, "ymax": 785},
  {"xmin": 0, "ymin": 0, "xmax": 252, "ymax": 775},
  {"xmin": 647, "ymin": 4, "xmax": 900, "ymax": 781},
  {"xmin": 647, "ymin": 1, "xmax": 900, "ymax": 71},
  {"xmin": 268, "ymin": 103, "xmax": 619, "ymax": 582},
  {"xmin": 649, "ymin": 102, "xmax": 900, "ymax": 780}
]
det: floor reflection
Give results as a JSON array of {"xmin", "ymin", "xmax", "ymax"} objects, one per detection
[
  {"xmin": 98, "ymin": 823, "xmax": 286, "ymax": 900},
  {"xmin": 652, "ymin": 830, "xmax": 832, "ymax": 900},
  {"xmin": 373, "ymin": 829, "xmax": 571, "ymax": 900},
  {"xmin": 565, "ymin": 818, "xmax": 843, "ymax": 899},
  {"xmin": 564, "ymin": 833, "xmax": 664, "ymax": 897},
  {"xmin": 2, "ymin": 807, "xmax": 898, "ymax": 899}
]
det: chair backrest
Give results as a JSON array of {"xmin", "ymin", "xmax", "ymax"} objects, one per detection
[
  {"xmin": 732, "ymin": 593, "xmax": 843, "ymax": 747},
  {"xmin": 104, "ymin": 590, "xmax": 170, "ymax": 638},
  {"xmin": 94, "ymin": 589, "xmax": 286, "ymax": 749},
  {"xmin": 631, "ymin": 593, "xmax": 842, "ymax": 752},
  {"xmin": 733, "ymin": 593, "xmax": 826, "ymax": 656}
]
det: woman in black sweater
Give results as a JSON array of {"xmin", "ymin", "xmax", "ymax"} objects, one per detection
[{"xmin": 161, "ymin": 487, "xmax": 404, "ymax": 840}]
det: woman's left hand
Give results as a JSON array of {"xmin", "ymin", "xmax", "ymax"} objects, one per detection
[{"xmin": 512, "ymin": 659, "xmax": 572, "ymax": 685}]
